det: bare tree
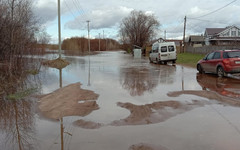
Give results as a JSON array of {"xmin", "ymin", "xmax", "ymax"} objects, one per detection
[
  {"xmin": 36, "ymin": 28, "xmax": 51, "ymax": 51},
  {"xmin": 0, "ymin": 0, "xmax": 39, "ymax": 75},
  {"xmin": 119, "ymin": 10, "xmax": 160, "ymax": 50}
]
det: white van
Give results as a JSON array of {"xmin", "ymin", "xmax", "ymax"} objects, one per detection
[{"xmin": 149, "ymin": 42, "xmax": 177, "ymax": 64}]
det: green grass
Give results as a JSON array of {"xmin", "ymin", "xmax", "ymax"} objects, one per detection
[
  {"xmin": 7, "ymin": 88, "xmax": 38, "ymax": 100},
  {"xmin": 177, "ymin": 52, "xmax": 205, "ymax": 67}
]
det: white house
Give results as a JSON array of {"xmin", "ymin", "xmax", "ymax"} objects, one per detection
[{"xmin": 204, "ymin": 25, "xmax": 240, "ymax": 46}]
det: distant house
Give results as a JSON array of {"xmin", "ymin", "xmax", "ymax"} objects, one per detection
[
  {"xmin": 204, "ymin": 25, "xmax": 240, "ymax": 45},
  {"xmin": 165, "ymin": 39, "xmax": 182, "ymax": 46},
  {"xmin": 188, "ymin": 35, "xmax": 205, "ymax": 47}
]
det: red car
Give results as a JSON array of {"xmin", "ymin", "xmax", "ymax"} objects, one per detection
[{"xmin": 197, "ymin": 50, "xmax": 240, "ymax": 77}]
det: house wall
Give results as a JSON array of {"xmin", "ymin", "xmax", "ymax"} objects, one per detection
[{"xmin": 185, "ymin": 45, "xmax": 240, "ymax": 54}]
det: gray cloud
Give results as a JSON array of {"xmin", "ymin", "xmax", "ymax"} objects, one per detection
[
  {"xmin": 65, "ymin": 6, "xmax": 133, "ymax": 30},
  {"xmin": 33, "ymin": 0, "xmax": 240, "ymax": 39},
  {"xmin": 33, "ymin": 0, "xmax": 57, "ymax": 24}
]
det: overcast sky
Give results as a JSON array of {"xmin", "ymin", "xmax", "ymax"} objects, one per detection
[{"xmin": 33, "ymin": 0, "xmax": 240, "ymax": 43}]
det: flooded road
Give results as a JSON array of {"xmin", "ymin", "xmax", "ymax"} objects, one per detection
[{"xmin": 1, "ymin": 51, "xmax": 240, "ymax": 150}]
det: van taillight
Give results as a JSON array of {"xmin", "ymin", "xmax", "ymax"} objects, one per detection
[{"xmin": 159, "ymin": 53, "xmax": 161, "ymax": 59}]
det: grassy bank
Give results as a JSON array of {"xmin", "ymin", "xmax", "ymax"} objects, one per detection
[{"xmin": 177, "ymin": 53, "xmax": 205, "ymax": 67}]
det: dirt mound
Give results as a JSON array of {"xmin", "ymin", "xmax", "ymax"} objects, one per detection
[
  {"xmin": 111, "ymin": 100, "xmax": 207, "ymax": 126},
  {"xmin": 38, "ymin": 82, "xmax": 99, "ymax": 120},
  {"xmin": 73, "ymin": 119, "xmax": 102, "ymax": 129},
  {"xmin": 42, "ymin": 57, "xmax": 70, "ymax": 69},
  {"xmin": 129, "ymin": 143, "xmax": 170, "ymax": 150}
]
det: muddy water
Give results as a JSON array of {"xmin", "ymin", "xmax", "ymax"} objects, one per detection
[{"xmin": 1, "ymin": 51, "xmax": 240, "ymax": 150}]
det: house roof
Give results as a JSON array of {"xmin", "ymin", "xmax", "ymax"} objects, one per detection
[
  {"xmin": 205, "ymin": 28, "xmax": 225, "ymax": 36},
  {"xmin": 189, "ymin": 36, "xmax": 204, "ymax": 42}
]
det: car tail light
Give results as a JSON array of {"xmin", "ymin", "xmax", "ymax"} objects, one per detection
[{"xmin": 223, "ymin": 59, "xmax": 230, "ymax": 65}]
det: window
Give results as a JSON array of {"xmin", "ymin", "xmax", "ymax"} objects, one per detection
[
  {"xmin": 232, "ymin": 31, "xmax": 236, "ymax": 37},
  {"xmin": 168, "ymin": 46, "xmax": 175, "ymax": 52},
  {"xmin": 152, "ymin": 44, "xmax": 159, "ymax": 53},
  {"xmin": 161, "ymin": 46, "xmax": 167, "ymax": 52},
  {"xmin": 213, "ymin": 52, "xmax": 221, "ymax": 59},
  {"xmin": 225, "ymin": 51, "xmax": 240, "ymax": 58},
  {"xmin": 206, "ymin": 52, "xmax": 214, "ymax": 60},
  {"xmin": 224, "ymin": 31, "xmax": 230, "ymax": 37},
  {"xmin": 223, "ymin": 52, "xmax": 229, "ymax": 58}
]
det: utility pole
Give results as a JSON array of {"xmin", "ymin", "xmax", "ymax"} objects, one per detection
[
  {"xmin": 164, "ymin": 30, "xmax": 166, "ymax": 40},
  {"xmin": 106, "ymin": 38, "xmax": 107, "ymax": 51},
  {"xmin": 103, "ymin": 30, "xmax": 105, "ymax": 50},
  {"xmin": 87, "ymin": 20, "xmax": 90, "ymax": 54},
  {"xmin": 99, "ymin": 33, "xmax": 101, "ymax": 51},
  {"xmin": 58, "ymin": 0, "xmax": 62, "ymax": 58},
  {"xmin": 182, "ymin": 16, "xmax": 187, "ymax": 53}
]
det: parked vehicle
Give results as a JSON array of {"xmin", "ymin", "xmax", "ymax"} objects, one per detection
[
  {"xmin": 149, "ymin": 42, "xmax": 177, "ymax": 64},
  {"xmin": 197, "ymin": 50, "xmax": 240, "ymax": 77}
]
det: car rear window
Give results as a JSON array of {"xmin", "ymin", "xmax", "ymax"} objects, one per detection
[
  {"xmin": 168, "ymin": 46, "xmax": 175, "ymax": 52},
  {"xmin": 223, "ymin": 51, "xmax": 240, "ymax": 58},
  {"xmin": 161, "ymin": 46, "xmax": 167, "ymax": 52}
]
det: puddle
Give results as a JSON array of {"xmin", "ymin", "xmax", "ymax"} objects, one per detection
[{"xmin": 1, "ymin": 51, "xmax": 240, "ymax": 150}]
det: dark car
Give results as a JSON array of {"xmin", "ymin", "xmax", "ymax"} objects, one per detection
[{"xmin": 197, "ymin": 50, "xmax": 240, "ymax": 77}]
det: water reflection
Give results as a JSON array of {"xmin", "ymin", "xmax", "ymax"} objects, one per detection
[
  {"xmin": 120, "ymin": 65, "xmax": 176, "ymax": 96},
  {"xmin": 88, "ymin": 56, "xmax": 91, "ymax": 86},
  {"xmin": 168, "ymin": 74, "xmax": 240, "ymax": 107},
  {"xmin": 197, "ymin": 73, "xmax": 240, "ymax": 99},
  {"xmin": 59, "ymin": 69, "xmax": 64, "ymax": 150},
  {"xmin": 0, "ymin": 99, "xmax": 36, "ymax": 150},
  {"xmin": 0, "ymin": 73, "xmax": 39, "ymax": 150}
]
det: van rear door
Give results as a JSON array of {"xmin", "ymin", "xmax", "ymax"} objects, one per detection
[
  {"xmin": 168, "ymin": 45, "xmax": 176, "ymax": 60},
  {"xmin": 160, "ymin": 46, "xmax": 168, "ymax": 61}
]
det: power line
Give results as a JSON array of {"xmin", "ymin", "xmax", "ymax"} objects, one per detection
[
  {"xmin": 187, "ymin": 17, "xmax": 230, "ymax": 25},
  {"xmin": 71, "ymin": 0, "xmax": 85, "ymax": 17},
  {"xmin": 63, "ymin": 0, "xmax": 86, "ymax": 28},
  {"xmin": 190, "ymin": 0, "xmax": 238, "ymax": 19}
]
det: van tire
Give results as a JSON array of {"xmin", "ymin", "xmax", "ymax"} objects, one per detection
[
  {"xmin": 149, "ymin": 58, "xmax": 153, "ymax": 63},
  {"xmin": 164, "ymin": 61, "xmax": 167, "ymax": 65},
  {"xmin": 172, "ymin": 60, "xmax": 176, "ymax": 64}
]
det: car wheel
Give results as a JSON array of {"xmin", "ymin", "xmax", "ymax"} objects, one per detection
[
  {"xmin": 197, "ymin": 64, "xmax": 204, "ymax": 74},
  {"xmin": 217, "ymin": 66, "xmax": 225, "ymax": 77}
]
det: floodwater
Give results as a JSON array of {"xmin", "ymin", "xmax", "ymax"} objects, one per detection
[{"xmin": 1, "ymin": 51, "xmax": 240, "ymax": 150}]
